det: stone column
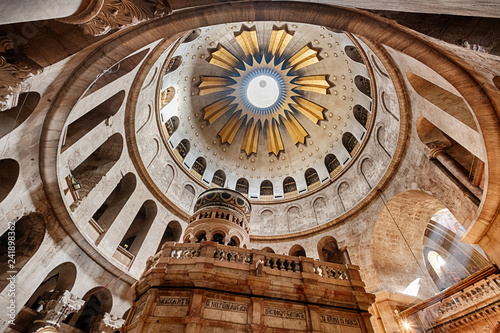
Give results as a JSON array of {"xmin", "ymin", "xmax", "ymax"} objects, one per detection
[
  {"xmin": 31, "ymin": 290, "xmax": 85, "ymax": 331},
  {"xmin": 97, "ymin": 313, "xmax": 125, "ymax": 333},
  {"xmin": 429, "ymin": 147, "xmax": 483, "ymax": 199}
]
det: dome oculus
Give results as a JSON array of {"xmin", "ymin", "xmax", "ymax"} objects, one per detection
[{"xmin": 198, "ymin": 25, "xmax": 332, "ymax": 156}]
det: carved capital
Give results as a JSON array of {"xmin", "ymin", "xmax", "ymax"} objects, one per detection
[
  {"xmin": 0, "ymin": 54, "xmax": 42, "ymax": 111},
  {"xmin": 34, "ymin": 290, "xmax": 85, "ymax": 327},
  {"xmin": 76, "ymin": 0, "xmax": 172, "ymax": 36},
  {"xmin": 98, "ymin": 312, "xmax": 125, "ymax": 333},
  {"xmin": 428, "ymin": 147, "xmax": 446, "ymax": 160}
]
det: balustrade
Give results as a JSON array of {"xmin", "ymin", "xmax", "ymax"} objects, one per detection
[
  {"xmin": 313, "ymin": 262, "xmax": 349, "ymax": 280},
  {"xmin": 213, "ymin": 247, "xmax": 252, "ymax": 264}
]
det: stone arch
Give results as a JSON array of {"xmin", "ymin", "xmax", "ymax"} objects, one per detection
[
  {"xmin": 283, "ymin": 176, "xmax": 297, "ymax": 197},
  {"xmin": 235, "ymin": 178, "xmax": 249, "ymax": 195},
  {"xmin": 182, "ymin": 29, "xmax": 201, "ymax": 43},
  {"xmin": 376, "ymin": 126, "xmax": 391, "ymax": 158},
  {"xmin": 84, "ymin": 48, "xmax": 149, "ymax": 97},
  {"xmin": 354, "ymin": 75, "xmax": 371, "ymax": 97},
  {"xmin": 260, "ymin": 180, "xmax": 273, "ymax": 199},
  {"xmin": 370, "ymin": 54, "xmax": 389, "ymax": 78},
  {"xmin": 0, "ymin": 213, "xmax": 45, "ymax": 290},
  {"xmin": 175, "ymin": 139, "xmax": 190, "ymax": 161},
  {"xmin": 325, "ymin": 154, "xmax": 341, "ymax": 177},
  {"xmin": 25, "ymin": 262, "xmax": 78, "ymax": 309},
  {"xmin": 342, "ymin": 132, "xmax": 359, "ymax": 156},
  {"xmin": 164, "ymin": 164, "xmax": 175, "ymax": 192},
  {"xmin": 353, "ymin": 104, "xmax": 370, "ymax": 129},
  {"xmin": 370, "ymin": 190, "xmax": 447, "ymax": 298},
  {"xmin": 337, "ymin": 181, "xmax": 349, "ymax": 212},
  {"xmin": 261, "ymin": 247, "xmax": 275, "ymax": 253},
  {"xmin": 494, "ymin": 76, "xmax": 500, "ymax": 91},
  {"xmin": 66, "ymin": 286, "xmax": 113, "ymax": 330},
  {"xmin": 0, "ymin": 158, "xmax": 19, "ymax": 203},
  {"xmin": 70, "ymin": 133, "xmax": 124, "ymax": 202},
  {"xmin": 380, "ymin": 90, "xmax": 399, "ymax": 121},
  {"xmin": 317, "ymin": 236, "xmax": 345, "ymax": 264},
  {"xmin": 345, "ymin": 45, "xmax": 364, "ymax": 64},
  {"xmin": 157, "ymin": 220, "xmax": 183, "ymax": 252},
  {"xmin": 62, "ymin": 90, "xmax": 124, "ymax": 152},
  {"xmin": 119, "ymin": 200, "xmax": 158, "ymax": 257},
  {"xmin": 164, "ymin": 116, "xmax": 179, "ymax": 137},
  {"xmin": 165, "ymin": 55, "xmax": 183, "ymax": 75},
  {"xmin": 360, "ymin": 157, "xmax": 376, "ymax": 188},
  {"xmin": 289, "ymin": 244, "xmax": 306, "ymax": 257},
  {"xmin": 92, "ymin": 173, "xmax": 137, "ymax": 244},
  {"xmin": 160, "ymin": 86, "xmax": 175, "ymax": 109},
  {"xmin": 406, "ymin": 71, "xmax": 477, "ymax": 131},
  {"xmin": 192, "ymin": 157, "xmax": 206, "ymax": 178},
  {"xmin": 212, "ymin": 169, "xmax": 226, "ymax": 187},
  {"xmin": 146, "ymin": 137, "xmax": 161, "ymax": 168},
  {"xmin": 313, "ymin": 196, "xmax": 328, "ymax": 223},
  {"xmin": 0, "ymin": 91, "xmax": 40, "ymax": 140},
  {"xmin": 181, "ymin": 184, "xmax": 196, "ymax": 211},
  {"xmin": 287, "ymin": 206, "xmax": 301, "ymax": 232},
  {"xmin": 260, "ymin": 209, "xmax": 275, "ymax": 234},
  {"xmin": 137, "ymin": 103, "xmax": 153, "ymax": 133},
  {"xmin": 305, "ymin": 168, "xmax": 320, "ymax": 190}
]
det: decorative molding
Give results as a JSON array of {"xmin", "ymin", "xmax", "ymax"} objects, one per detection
[
  {"xmin": 98, "ymin": 312, "xmax": 126, "ymax": 332},
  {"xmin": 0, "ymin": 45, "xmax": 42, "ymax": 111},
  {"xmin": 34, "ymin": 290, "xmax": 84, "ymax": 327},
  {"xmin": 79, "ymin": 0, "xmax": 172, "ymax": 36}
]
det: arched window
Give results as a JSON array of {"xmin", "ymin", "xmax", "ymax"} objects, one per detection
[
  {"xmin": 283, "ymin": 177, "xmax": 297, "ymax": 197},
  {"xmin": 164, "ymin": 116, "xmax": 179, "ymax": 137},
  {"xmin": 0, "ymin": 158, "xmax": 19, "ymax": 203},
  {"xmin": 160, "ymin": 86, "xmax": 175, "ymax": 109},
  {"xmin": 212, "ymin": 170, "xmax": 226, "ymax": 187},
  {"xmin": 342, "ymin": 132, "xmax": 359, "ymax": 156},
  {"xmin": 235, "ymin": 178, "xmax": 249, "ymax": 195},
  {"xmin": 353, "ymin": 104, "xmax": 370, "ymax": 128},
  {"xmin": 289, "ymin": 245, "xmax": 306, "ymax": 257},
  {"xmin": 261, "ymin": 247, "xmax": 275, "ymax": 254},
  {"xmin": 260, "ymin": 180, "xmax": 273, "ymax": 199},
  {"xmin": 182, "ymin": 29, "xmax": 201, "ymax": 43},
  {"xmin": 0, "ymin": 92, "xmax": 40, "ymax": 140},
  {"xmin": 175, "ymin": 139, "xmax": 190, "ymax": 161},
  {"xmin": 181, "ymin": 184, "xmax": 195, "ymax": 211},
  {"xmin": 317, "ymin": 236, "xmax": 345, "ymax": 264},
  {"xmin": 191, "ymin": 157, "xmax": 206, "ymax": 179},
  {"xmin": 63, "ymin": 91, "xmax": 124, "ymax": 152},
  {"xmin": 324, "ymin": 154, "xmax": 341, "ymax": 176},
  {"xmin": 164, "ymin": 55, "xmax": 183, "ymax": 74},
  {"xmin": 354, "ymin": 75, "xmax": 371, "ymax": 97},
  {"xmin": 156, "ymin": 221, "xmax": 182, "ymax": 252},
  {"xmin": 344, "ymin": 45, "xmax": 364, "ymax": 64},
  {"xmin": 305, "ymin": 168, "xmax": 320, "ymax": 189}
]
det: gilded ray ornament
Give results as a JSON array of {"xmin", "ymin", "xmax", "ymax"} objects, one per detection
[{"xmin": 199, "ymin": 25, "xmax": 332, "ymax": 155}]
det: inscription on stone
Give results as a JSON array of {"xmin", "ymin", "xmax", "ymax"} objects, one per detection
[
  {"xmin": 264, "ymin": 307, "xmax": 305, "ymax": 319},
  {"xmin": 205, "ymin": 299, "xmax": 248, "ymax": 312},
  {"xmin": 320, "ymin": 314, "xmax": 359, "ymax": 327},
  {"xmin": 159, "ymin": 297, "xmax": 190, "ymax": 306}
]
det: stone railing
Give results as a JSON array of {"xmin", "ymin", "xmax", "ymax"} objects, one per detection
[
  {"xmin": 399, "ymin": 265, "xmax": 500, "ymax": 332},
  {"xmin": 213, "ymin": 245, "xmax": 252, "ymax": 264},
  {"xmin": 262, "ymin": 253, "xmax": 301, "ymax": 273},
  {"xmin": 169, "ymin": 243, "xmax": 202, "ymax": 259},
  {"xmin": 313, "ymin": 261, "xmax": 349, "ymax": 280},
  {"xmin": 189, "ymin": 208, "xmax": 250, "ymax": 233}
]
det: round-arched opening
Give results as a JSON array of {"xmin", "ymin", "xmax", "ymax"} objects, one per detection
[
  {"xmin": 289, "ymin": 244, "xmax": 306, "ymax": 257},
  {"xmin": 317, "ymin": 236, "xmax": 345, "ymax": 264},
  {"xmin": 0, "ymin": 92, "xmax": 40, "ymax": 140},
  {"xmin": 0, "ymin": 158, "xmax": 20, "ymax": 203},
  {"xmin": 65, "ymin": 287, "xmax": 113, "ymax": 330},
  {"xmin": 261, "ymin": 247, "xmax": 275, "ymax": 254}
]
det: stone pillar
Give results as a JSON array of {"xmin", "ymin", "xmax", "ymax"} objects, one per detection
[
  {"xmin": 31, "ymin": 290, "xmax": 84, "ymax": 331},
  {"xmin": 97, "ymin": 313, "xmax": 125, "ymax": 333},
  {"xmin": 429, "ymin": 147, "xmax": 483, "ymax": 199}
]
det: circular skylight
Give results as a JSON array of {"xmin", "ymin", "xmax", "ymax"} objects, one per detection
[{"xmin": 246, "ymin": 74, "xmax": 280, "ymax": 108}]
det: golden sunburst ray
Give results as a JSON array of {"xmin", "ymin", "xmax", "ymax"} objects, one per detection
[{"xmin": 200, "ymin": 24, "xmax": 332, "ymax": 156}]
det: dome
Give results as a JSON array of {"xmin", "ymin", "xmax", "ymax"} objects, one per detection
[{"xmin": 193, "ymin": 188, "xmax": 251, "ymax": 219}]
